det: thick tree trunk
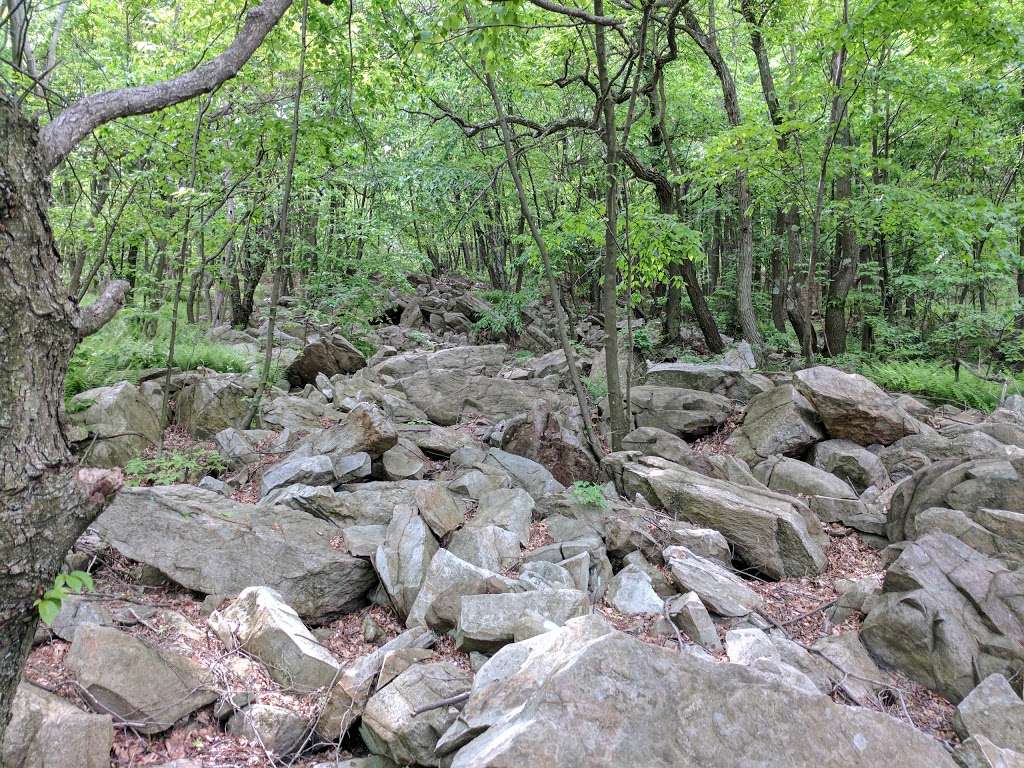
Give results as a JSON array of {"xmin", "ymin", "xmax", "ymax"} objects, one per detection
[
  {"xmin": 823, "ymin": 126, "xmax": 858, "ymax": 356},
  {"xmin": 0, "ymin": 99, "xmax": 124, "ymax": 744}
]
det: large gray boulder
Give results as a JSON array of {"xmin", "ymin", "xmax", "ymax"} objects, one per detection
[
  {"xmin": 605, "ymin": 565, "xmax": 664, "ymax": 615},
  {"xmin": 3, "ymin": 683, "xmax": 112, "ymax": 768},
  {"xmin": 360, "ymin": 662, "xmax": 473, "ymax": 767},
  {"xmin": 812, "ymin": 439, "xmax": 890, "ymax": 492},
  {"xmin": 482, "ymin": 448, "xmax": 564, "ymax": 499},
  {"xmin": 293, "ymin": 402, "xmax": 398, "ymax": 460},
  {"xmin": 954, "ymin": 674, "xmax": 1024, "ymax": 752},
  {"xmin": 621, "ymin": 456, "xmax": 828, "ymax": 578},
  {"xmin": 793, "ymin": 366, "xmax": 922, "ymax": 446},
  {"xmin": 260, "ymin": 454, "xmax": 336, "ymax": 497},
  {"xmin": 861, "ymin": 533, "xmax": 1024, "ymax": 702},
  {"xmin": 395, "ymin": 371, "xmax": 566, "ymax": 426},
  {"xmin": 374, "ymin": 505, "xmax": 439, "ymax": 618},
  {"xmin": 447, "ymin": 525, "xmax": 521, "ymax": 572},
  {"xmin": 94, "ymin": 485, "xmax": 377, "ymax": 621},
  {"xmin": 887, "ymin": 455, "xmax": 1024, "ymax": 548},
  {"xmin": 175, "ymin": 374, "xmax": 254, "ymax": 438},
  {"xmin": 406, "ymin": 549, "xmax": 517, "ymax": 630},
  {"xmin": 645, "ymin": 362, "xmax": 773, "ymax": 401},
  {"xmin": 286, "ymin": 334, "xmax": 367, "ymax": 387},
  {"xmin": 753, "ymin": 455, "xmax": 856, "ymax": 500},
  {"xmin": 68, "ymin": 381, "xmax": 161, "ymax": 467},
  {"xmin": 437, "ymin": 615, "xmax": 957, "ymax": 768},
  {"xmin": 726, "ymin": 384, "xmax": 826, "ymax": 465},
  {"xmin": 66, "ymin": 625, "xmax": 216, "ymax": 734},
  {"xmin": 374, "ymin": 344, "xmax": 507, "ymax": 378},
  {"xmin": 629, "ymin": 385, "xmax": 734, "ymax": 439},
  {"xmin": 226, "ymin": 704, "xmax": 310, "ymax": 757},
  {"xmin": 468, "ymin": 488, "xmax": 534, "ymax": 546},
  {"xmin": 454, "ymin": 589, "xmax": 590, "ymax": 651},
  {"xmin": 621, "ymin": 426, "xmax": 699, "ymax": 467},
  {"xmin": 956, "ymin": 736, "xmax": 1024, "ymax": 768},
  {"xmin": 498, "ymin": 404, "xmax": 599, "ymax": 485},
  {"xmin": 208, "ymin": 586, "xmax": 341, "ymax": 692}
]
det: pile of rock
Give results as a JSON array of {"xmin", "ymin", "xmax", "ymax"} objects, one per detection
[{"xmin": 26, "ymin": 305, "xmax": 1024, "ymax": 767}]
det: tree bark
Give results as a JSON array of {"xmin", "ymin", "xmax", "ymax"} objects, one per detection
[
  {"xmin": 595, "ymin": 0, "xmax": 628, "ymax": 451},
  {"xmin": 0, "ymin": 99, "xmax": 125, "ymax": 742}
]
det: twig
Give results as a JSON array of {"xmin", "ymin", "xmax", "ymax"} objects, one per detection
[
  {"xmin": 780, "ymin": 598, "xmax": 838, "ymax": 627},
  {"xmin": 411, "ymin": 691, "xmax": 470, "ymax": 716}
]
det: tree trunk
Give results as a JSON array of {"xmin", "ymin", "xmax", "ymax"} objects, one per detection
[
  {"xmin": 0, "ymin": 99, "xmax": 124, "ymax": 744},
  {"xmin": 823, "ymin": 126, "xmax": 858, "ymax": 356},
  {"xmin": 595, "ymin": 0, "xmax": 627, "ymax": 451}
]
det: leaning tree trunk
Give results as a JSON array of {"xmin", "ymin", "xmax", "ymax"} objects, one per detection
[{"xmin": 0, "ymin": 99, "xmax": 124, "ymax": 741}]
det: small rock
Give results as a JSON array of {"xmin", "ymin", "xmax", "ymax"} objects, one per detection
[
  {"xmin": 954, "ymin": 674, "xmax": 1024, "ymax": 752},
  {"xmin": 227, "ymin": 704, "xmax": 310, "ymax": 757}
]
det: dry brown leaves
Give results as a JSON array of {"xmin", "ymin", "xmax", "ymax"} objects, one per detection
[
  {"xmin": 749, "ymin": 530, "xmax": 883, "ymax": 645},
  {"xmin": 524, "ymin": 521, "xmax": 554, "ymax": 552}
]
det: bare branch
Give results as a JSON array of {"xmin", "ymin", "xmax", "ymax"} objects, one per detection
[
  {"xmin": 487, "ymin": 0, "xmax": 623, "ymax": 26},
  {"xmin": 39, "ymin": 0, "xmax": 295, "ymax": 171},
  {"xmin": 77, "ymin": 279, "xmax": 130, "ymax": 339}
]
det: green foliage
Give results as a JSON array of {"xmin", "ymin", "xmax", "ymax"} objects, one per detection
[
  {"xmin": 125, "ymin": 446, "xmax": 227, "ymax": 487},
  {"xmin": 854, "ymin": 360, "xmax": 1023, "ymax": 411},
  {"xmin": 622, "ymin": 327, "xmax": 655, "ymax": 357},
  {"xmin": 583, "ymin": 375, "xmax": 608, "ymax": 401},
  {"xmin": 474, "ymin": 289, "xmax": 539, "ymax": 338},
  {"xmin": 35, "ymin": 570, "xmax": 95, "ymax": 626},
  {"xmin": 569, "ymin": 481, "xmax": 608, "ymax": 509},
  {"xmin": 66, "ymin": 310, "xmax": 254, "ymax": 398}
]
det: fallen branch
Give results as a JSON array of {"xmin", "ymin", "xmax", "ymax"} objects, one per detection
[{"xmin": 411, "ymin": 691, "xmax": 470, "ymax": 716}]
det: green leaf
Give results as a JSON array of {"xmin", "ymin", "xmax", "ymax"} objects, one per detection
[{"xmin": 37, "ymin": 598, "xmax": 61, "ymax": 626}]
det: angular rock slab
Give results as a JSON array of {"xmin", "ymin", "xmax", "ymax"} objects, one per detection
[
  {"xmin": 664, "ymin": 546, "xmax": 761, "ymax": 617},
  {"xmin": 360, "ymin": 662, "xmax": 472, "ymax": 767},
  {"xmin": 209, "ymin": 586, "xmax": 341, "ymax": 692},
  {"xmin": 374, "ymin": 505, "xmax": 439, "ymax": 618},
  {"xmin": 753, "ymin": 455, "xmax": 856, "ymax": 500},
  {"xmin": 226, "ymin": 704, "xmax": 310, "ymax": 757},
  {"xmin": 437, "ymin": 615, "xmax": 957, "ymax": 768},
  {"xmin": 3, "ymin": 682, "xmax": 112, "ymax": 768},
  {"xmin": 454, "ymin": 589, "xmax": 590, "ymax": 651},
  {"xmin": 406, "ymin": 549, "xmax": 518, "ymax": 630},
  {"xmin": 725, "ymin": 383, "xmax": 825, "ymax": 465},
  {"xmin": 954, "ymin": 673, "xmax": 1024, "ymax": 752},
  {"xmin": 94, "ymin": 485, "xmax": 377, "ymax": 621},
  {"xmin": 623, "ymin": 456, "xmax": 828, "ymax": 578},
  {"xmin": 645, "ymin": 362, "xmax": 773, "ymax": 402},
  {"xmin": 629, "ymin": 385, "xmax": 734, "ymax": 439},
  {"xmin": 793, "ymin": 365, "xmax": 922, "ymax": 446},
  {"xmin": 66, "ymin": 625, "xmax": 216, "ymax": 734},
  {"xmin": 861, "ymin": 533, "xmax": 1024, "ymax": 702},
  {"xmin": 316, "ymin": 627, "xmax": 436, "ymax": 741},
  {"xmin": 68, "ymin": 381, "xmax": 161, "ymax": 467},
  {"xmin": 286, "ymin": 334, "xmax": 367, "ymax": 387}
]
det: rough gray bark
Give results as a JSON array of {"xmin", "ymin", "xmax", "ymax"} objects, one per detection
[{"xmin": 0, "ymin": 0, "xmax": 298, "ymax": 744}]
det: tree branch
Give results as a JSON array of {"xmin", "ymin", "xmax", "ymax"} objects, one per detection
[
  {"xmin": 488, "ymin": 0, "xmax": 623, "ymax": 26},
  {"xmin": 77, "ymin": 280, "xmax": 130, "ymax": 339},
  {"xmin": 39, "ymin": 0, "xmax": 295, "ymax": 171}
]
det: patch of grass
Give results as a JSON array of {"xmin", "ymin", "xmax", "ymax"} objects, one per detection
[
  {"xmin": 67, "ymin": 311, "xmax": 254, "ymax": 398},
  {"xmin": 855, "ymin": 359, "xmax": 1023, "ymax": 411}
]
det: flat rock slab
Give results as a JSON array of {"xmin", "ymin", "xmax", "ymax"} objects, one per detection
[
  {"xmin": 3, "ymin": 683, "xmax": 112, "ymax": 768},
  {"xmin": 66, "ymin": 625, "xmax": 216, "ymax": 734},
  {"xmin": 438, "ymin": 615, "xmax": 957, "ymax": 768},
  {"xmin": 209, "ymin": 586, "xmax": 341, "ymax": 692},
  {"xmin": 94, "ymin": 485, "xmax": 377, "ymax": 621},
  {"xmin": 623, "ymin": 456, "xmax": 827, "ymax": 578}
]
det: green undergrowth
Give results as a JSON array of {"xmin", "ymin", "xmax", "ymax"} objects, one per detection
[
  {"xmin": 66, "ymin": 310, "xmax": 255, "ymax": 398},
  {"xmin": 854, "ymin": 359, "xmax": 1023, "ymax": 412}
]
